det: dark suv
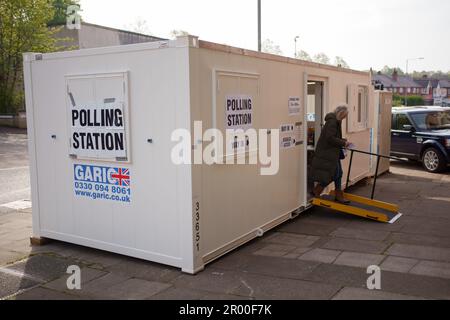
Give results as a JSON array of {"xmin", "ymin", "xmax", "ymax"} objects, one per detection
[{"xmin": 391, "ymin": 106, "xmax": 450, "ymax": 173}]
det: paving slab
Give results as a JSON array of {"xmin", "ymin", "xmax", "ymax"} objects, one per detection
[
  {"xmin": 257, "ymin": 244, "xmax": 298, "ymax": 253},
  {"xmin": 200, "ymin": 293, "xmax": 253, "ymax": 300},
  {"xmin": 400, "ymin": 218, "xmax": 450, "ymax": 238},
  {"xmin": 98, "ymin": 278, "xmax": 172, "ymax": 300},
  {"xmin": 106, "ymin": 258, "xmax": 181, "ymax": 282},
  {"xmin": 69, "ymin": 248, "xmax": 130, "ymax": 269},
  {"xmin": 299, "ymin": 248, "xmax": 341, "ymax": 264},
  {"xmin": 387, "ymin": 233, "xmax": 450, "ymax": 249},
  {"xmin": 330, "ymin": 227, "xmax": 390, "ymax": 241},
  {"xmin": 12, "ymin": 287, "xmax": 82, "ymax": 300},
  {"xmin": 380, "ymin": 256, "xmax": 419, "ymax": 273},
  {"xmin": 380, "ymin": 270, "xmax": 450, "ymax": 299},
  {"xmin": 252, "ymin": 249, "xmax": 289, "ymax": 257},
  {"xmin": 74, "ymin": 272, "xmax": 131, "ymax": 299},
  {"xmin": 303, "ymin": 263, "xmax": 370, "ymax": 288},
  {"xmin": 170, "ymin": 269, "xmax": 244, "ymax": 295},
  {"xmin": 208, "ymin": 250, "xmax": 253, "ymax": 271},
  {"xmin": 332, "ymin": 287, "xmax": 425, "ymax": 300},
  {"xmin": 297, "ymin": 209, "xmax": 354, "ymax": 227},
  {"xmin": 387, "ymin": 243, "xmax": 450, "ymax": 262},
  {"xmin": 230, "ymin": 273, "xmax": 340, "ymax": 300},
  {"xmin": 43, "ymin": 267, "xmax": 108, "ymax": 292},
  {"xmin": 409, "ymin": 261, "xmax": 450, "ymax": 280},
  {"xmin": 0, "ymin": 269, "xmax": 40, "ymax": 299},
  {"xmin": 5, "ymin": 254, "xmax": 78, "ymax": 282},
  {"xmin": 334, "ymin": 252, "xmax": 385, "ymax": 268},
  {"xmin": 276, "ymin": 220, "xmax": 337, "ymax": 236},
  {"xmin": 0, "ymin": 249, "xmax": 28, "ymax": 266},
  {"xmin": 238, "ymin": 255, "xmax": 320, "ymax": 280},
  {"xmin": 148, "ymin": 287, "xmax": 210, "ymax": 300},
  {"xmin": 262, "ymin": 232, "xmax": 320, "ymax": 247},
  {"xmin": 322, "ymin": 237, "xmax": 389, "ymax": 254}
]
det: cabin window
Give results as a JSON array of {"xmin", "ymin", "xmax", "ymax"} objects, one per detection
[
  {"xmin": 347, "ymin": 84, "xmax": 369, "ymax": 133},
  {"xmin": 356, "ymin": 86, "xmax": 368, "ymax": 129}
]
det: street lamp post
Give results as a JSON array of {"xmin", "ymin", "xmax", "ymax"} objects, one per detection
[
  {"xmin": 405, "ymin": 57, "xmax": 424, "ymax": 106},
  {"xmin": 257, "ymin": 0, "xmax": 261, "ymax": 52},
  {"xmin": 294, "ymin": 36, "xmax": 299, "ymax": 58}
]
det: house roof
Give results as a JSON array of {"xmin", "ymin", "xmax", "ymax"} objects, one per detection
[
  {"xmin": 373, "ymin": 74, "xmax": 422, "ymax": 88},
  {"xmin": 413, "ymin": 78, "xmax": 450, "ymax": 89}
]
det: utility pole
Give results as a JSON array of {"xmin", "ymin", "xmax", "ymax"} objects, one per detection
[
  {"xmin": 258, "ymin": 0, "xmax": 261, "ymax": 52},
  {"xmin": 405, "ymin": 57, "xmax": 424, "ymax": 106},
  {"xmin": 294, "ymin": 36, "xmax": 299, "ymax": 58}
]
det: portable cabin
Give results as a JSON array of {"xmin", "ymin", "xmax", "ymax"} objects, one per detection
[{"xmin": 24, "ymin": 35, "xmax": 375, "ymax": 273}]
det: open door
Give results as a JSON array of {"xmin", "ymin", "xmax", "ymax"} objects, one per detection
[{"xmin": 306, "ymin": 80, "xmax": 324, "ymax": 201}]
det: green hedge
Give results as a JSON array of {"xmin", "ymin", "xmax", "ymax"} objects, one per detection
[{"xmin": 393, "ymin": 94, "xmax": 424, "ymax": 107}]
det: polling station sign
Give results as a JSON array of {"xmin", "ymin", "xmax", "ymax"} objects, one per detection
[
  {"xmin": 69, "ymin": 103, "xmax": 127, "ymax": 159},
  {"xmin": 73, "ymin": 164, "xmax": 131, "ymax": 203},
  {"xmin": 225, "ymin": 95, "xmax": 253, "ymax": 130}
]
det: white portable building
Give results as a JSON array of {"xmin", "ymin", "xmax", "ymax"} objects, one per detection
[{"xmin": 24, "ymin": 36, "xmax": 375, "ymax": 273}]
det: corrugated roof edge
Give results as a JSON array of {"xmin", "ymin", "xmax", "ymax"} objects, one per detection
[
  {"xmin": 198, "ymin": 40, "xmax": 368, "ymax": 76},
  {"xmin": 80, "ymin": 22, "xmax": 168, "ymax": 40},
  {"xmin": 50, "ymin": 21, "xmax": 167, "ymax": 41},
  {"xmin": 23, "ymin": 39, "xmax": 174, "ymax": 61}
]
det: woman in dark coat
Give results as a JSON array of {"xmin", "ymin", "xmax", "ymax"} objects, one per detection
[{"xmin": 311, "ymin": 105, "xmax": 352, "ymax": 204}]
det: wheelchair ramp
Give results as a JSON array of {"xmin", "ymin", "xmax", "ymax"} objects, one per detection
[{"xmin": 312, "ymin": 192, "xmax": 402, "ymax": 224}]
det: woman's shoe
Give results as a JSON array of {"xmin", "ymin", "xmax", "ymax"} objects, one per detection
[
  {"xmin": 335, "ymin": 190, "xmax": 350, "ymax": 204},
  {"xmin": 313, "ymin": 184, "xmax": 324, "ymax": 198}
]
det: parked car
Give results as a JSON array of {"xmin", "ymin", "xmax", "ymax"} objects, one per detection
[{"xmin": 391, "ymin": 106, "xmax": 450, "ymax": 173}]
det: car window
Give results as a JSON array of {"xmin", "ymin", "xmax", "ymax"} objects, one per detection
[
  {"xmin": 396, "ymin": 113, "xmax": 412, "ymax": 130},
  {"xmin": 391, "ymin": 114, "xmax": 396, "ymax": 130},
  {"xmin": 410, "ymin": 111, "xmax": 450, "ymax": 130}
]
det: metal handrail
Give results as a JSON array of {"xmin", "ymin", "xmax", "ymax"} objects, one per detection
[{"xmin": 344, "ymin": 148, "xmax": 408, "ymax": 199}]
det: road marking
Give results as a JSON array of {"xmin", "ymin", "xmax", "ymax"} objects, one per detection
[
  {"xmin": 0, "ymin": 199, "xmax": 32, "ymax": 210},
  {"xmin": 0, "ymin": 151, "xmax": 28, "ymax": 156},
  {"xmin": 0, "ymin": 266, "xmax": 44, "ymax": 283},
  {"xmin": 0, "ymin": 166, "xmax": 29, "ymax": 171}
]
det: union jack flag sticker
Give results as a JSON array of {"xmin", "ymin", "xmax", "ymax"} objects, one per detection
[{"xmin": 110, "ymin": 168, "xmax": 130, "ymax": 186}]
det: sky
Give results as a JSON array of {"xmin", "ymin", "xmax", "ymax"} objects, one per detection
[{"xmin": 78, "ymin": 0, "xmax": 450, "ymax": 72}]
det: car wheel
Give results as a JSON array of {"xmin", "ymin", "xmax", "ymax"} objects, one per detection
[{"xmin": 422, "ymin": 148, "xmax": 446, "ymax": 173}]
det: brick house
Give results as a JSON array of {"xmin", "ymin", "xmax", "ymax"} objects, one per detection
[
  {"xmin": 372, "ymin": 69, "xmax": 422, "ymax": 96},
  {"xmin": 414, "ymin": 76, "xmax": 450, "ymax": 106}
]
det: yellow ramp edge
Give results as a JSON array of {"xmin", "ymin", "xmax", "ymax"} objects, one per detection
[
  {"xmin": 312, "ymin": 197, "xmax": 391, "ymax": 223},
  {"xmin": 329, "ymin": 191, "xmax": 399, "ymax": 212}
]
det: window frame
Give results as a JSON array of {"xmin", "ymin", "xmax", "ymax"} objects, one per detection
[{"xmin": 355, "ymin": 85, "xmax": 368, "ymax": 131}]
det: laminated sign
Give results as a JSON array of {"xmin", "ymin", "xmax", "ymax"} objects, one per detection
[
  {"xmin": 69, "ymin": 103, "xmax": 126, "ymax": 159},
  {"xmin": 225, "ymin": 95, "xmax": 253, "ymax": 130},
  {"xmin": 288, "ymin": 96, "xmax": 301, "ymax": 116},
  {"xmin": 66, "ymin": 73, "xmax": 129, "ymax": 160},
  {"xmin": 280, "ymin": 122, "xmax": 303, "ymax": 149}
]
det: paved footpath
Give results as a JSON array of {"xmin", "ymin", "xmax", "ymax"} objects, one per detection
[{"xmin": 1, "ymin": 128, "xmax": 449, "ymax": 299}]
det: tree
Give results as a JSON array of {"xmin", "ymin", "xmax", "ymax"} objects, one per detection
[
  {"xmin": 169, "ymin": 30, "xmax": 189, "ymax": 39},
  {"xmin": 334, "ymin": 56, "xmax": 349, "ymax": 68},
  {"xmin": 313, "ymin": 53, "xmax": 330, "ymax": 65},
  {"xmin": 48, "ymin": 0, "xmax": 81, "ymax": 26},
  {"xmin": 380, "ymin": 65, "xmax": 404, "ymax": 75},
  {"xmin": 125, "ymin": 17, "xmax": 153, "ymax": 35},
  {"xmin": 261, "ymin": 39, "xmax": 283, "ymax": 55},
  {"xmin": 0, "ymin": 0, "xmax": 59, "ymax": 114},
  {"xmin": 296, "ymin": 50, "xmax": 312, "ymax": 61}
]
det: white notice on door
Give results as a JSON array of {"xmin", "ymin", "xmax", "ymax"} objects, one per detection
[
  {"xmin": 288, "ymin": 96, "xmax": 301, "ymax": 116},
  {"xmin": 280, "ymin": 124, "xmax": 295, "ymax": 149}
]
